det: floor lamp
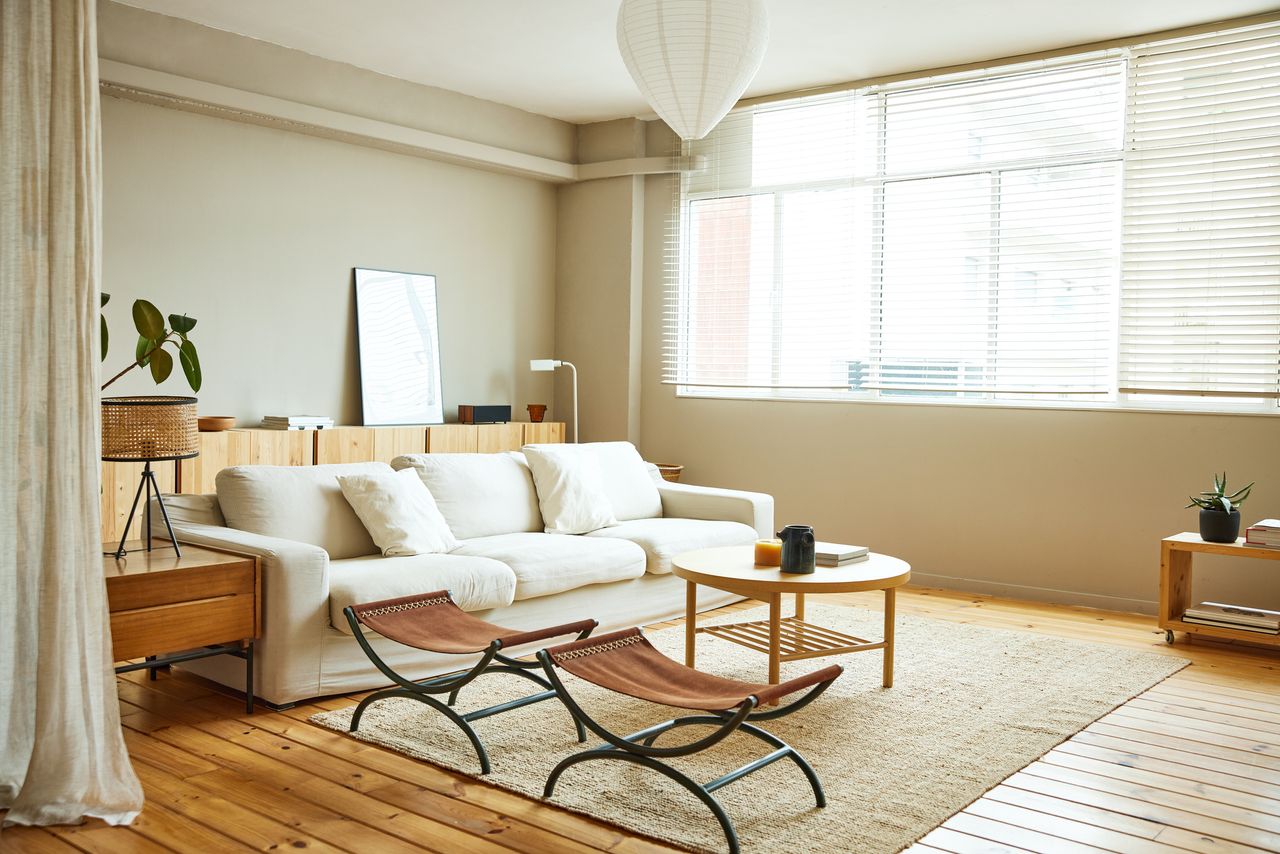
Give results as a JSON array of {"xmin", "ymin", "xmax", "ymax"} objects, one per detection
[{"xmin": 530, "ymin": 359, "xmax": 578, "ymax": 442}]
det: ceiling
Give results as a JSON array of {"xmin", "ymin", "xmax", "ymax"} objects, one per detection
[{"xmin": 118, "ymin": 1, "xmax": 1279, "ymax": 124}]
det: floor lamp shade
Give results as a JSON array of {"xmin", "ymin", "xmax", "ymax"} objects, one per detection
[
  {"xmin": 616, "ymin": 0, "xmax": 769, "ymax": 141},
  {"xmin": 101, "ymin": 396, "xmax": 199, "ymax": 462}
]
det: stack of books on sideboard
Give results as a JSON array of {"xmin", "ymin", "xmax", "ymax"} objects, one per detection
[
  {"xmin": 261, "ymin": 415, "xmax": 334, "ymax": 430},
  {"xmin": 1246, "ymin": 519, "xmax": 1280, "ymax": 549},
  {"xmin": 1183, "ymin": 602, "xmax": 1280, "ymax": 635}
]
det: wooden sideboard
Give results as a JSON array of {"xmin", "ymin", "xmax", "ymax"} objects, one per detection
[{"xmin": 101, "ymin": 422, "xmax": 566, "ymax": 543}]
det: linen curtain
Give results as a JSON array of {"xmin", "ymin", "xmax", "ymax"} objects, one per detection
[{"xmin": 0, "ymin": 0, "xmax": 143, "ymax": 826}]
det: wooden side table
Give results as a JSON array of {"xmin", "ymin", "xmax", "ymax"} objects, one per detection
[
  {"xmin": 104, "ymin": 541, "xmax": 261, "ymax": 712},
  {"xmin": 672, "ymin": 545, "xmax": 911, "ymax": 689},
  {"xmin": 1160, "ymin": 532, "xmax": 1280, "ymax": 648}
]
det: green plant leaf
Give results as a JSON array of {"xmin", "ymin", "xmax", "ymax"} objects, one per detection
[
  {"xmin": 1227, "ymin": 482, "xmax": 1254, "ymax": 502},
  {"xmin": 132, "ymin": 299, "xmax": 165, "ymax": 340},
  {"xmin": 135, "ymin": 334, "xmax": 156, "ymax": 367},
  {"xmin": 100, "ymin": 292, "xmax": 110, "ymax": 307},
  {"xmin": 1218, "ymin": 496, "xmax": 1233, "ymax": 513},
  {"xmin": 100, "ymin": 314, "xmax": 109, "ymax": 361},
  {"xmin": 149, "ymin": 346, "xmax": 173, "ymax": 384},
  {"xmin": 169, "ymin": 313, "xmax": 197, "ymax": 335},
  {"xmin": 179, "ymin": 339, "xmax": 201, "ymax": 392}
]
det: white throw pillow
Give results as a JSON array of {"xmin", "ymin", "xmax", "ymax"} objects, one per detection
[
  {"xmin": 585, "ymin": 441, "xmax": 663, "ymax": 521},
  {"xmin": 337, "ymin": 468, "xmax": 459, "ymax": 556},
  {"xmin": 523, "ymin": 444, "xmax": 618, "ymax": 535}
]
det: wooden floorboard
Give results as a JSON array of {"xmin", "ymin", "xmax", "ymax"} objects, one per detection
[{"xmin": 3, "ymin": 585, "xmax": 1280, "ymax": 853}]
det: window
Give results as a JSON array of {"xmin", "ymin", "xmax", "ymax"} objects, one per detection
[{"xmin": 669, "ymin": 21, "xmax": 1280, "ymax": 411}]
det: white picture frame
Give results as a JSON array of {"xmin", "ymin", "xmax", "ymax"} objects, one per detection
[{"xmin": 354, "ymin": 268, "xmax": 444, "ymax": 425}]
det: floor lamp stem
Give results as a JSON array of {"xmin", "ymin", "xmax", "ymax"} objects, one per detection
[{"xmin": 564, "ymin": 361, "xmax": 579, "ymax": 443}]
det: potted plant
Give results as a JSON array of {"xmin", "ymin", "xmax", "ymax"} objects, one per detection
[
  {"xmin": 1187, "ymin": 472, "xmax": 1253, "ymax": 544},
  {"xmin": 99, "ymin": 294, "xmax": 203, "ymax": 478}
]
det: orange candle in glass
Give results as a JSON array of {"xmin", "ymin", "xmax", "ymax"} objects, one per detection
[{"xmin": 754, "ymin": 538, "xmax": 783, "ymax": 567}]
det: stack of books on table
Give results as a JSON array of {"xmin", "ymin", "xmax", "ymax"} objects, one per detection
[
  {"xmin": 1246, "ymin": 519, "xmax": 1280, "ymax": 549},
  {"xmin": 816, "ymin": 542, "xmax": 870, "ymax": 567},
  {"xmin": 260, "ymin": 415, "xmax": 334, "ymax": 430},
  {"xmin": 1182, "ymin": 601, "xmax": 1280, "ymax": 635}
]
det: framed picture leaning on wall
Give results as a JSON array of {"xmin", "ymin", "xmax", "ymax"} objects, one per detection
[{"xmin": 353, "ymin": 267, "xmax": 444, "ymax": 425}]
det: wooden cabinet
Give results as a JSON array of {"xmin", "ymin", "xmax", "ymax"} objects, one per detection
[
  {"xmin": 105, "ymin": 542, "xmax": 260, "ymax": 711},
  {"xmin": 523, "ymin": 422, "xmax": 565, "ymax": 444},
  {"xmin": 1160, "ymin": 532, "xmax": 1280, "ymax": 648}
]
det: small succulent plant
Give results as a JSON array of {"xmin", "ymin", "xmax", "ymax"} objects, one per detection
[{"xmin": 1186, "ymin": 472, "xmax": 1253, "ymax": 514}]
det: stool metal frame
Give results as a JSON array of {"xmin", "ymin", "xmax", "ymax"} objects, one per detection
[
  {"xmin": 344, "ymin": 591, "xmax": 596, "ymax": 775},
  {"xmin": 537, "ymin": 629, "xmax": 841, "ymax": 854}
]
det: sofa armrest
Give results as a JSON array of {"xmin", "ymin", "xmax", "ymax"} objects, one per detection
[
  {"xmin": 657, "ymin": 481, "xmax": 774, "ymax": 539},
  {"xmin": 150, "ymin": 513, "xmax": 332, "ymax": 704}
]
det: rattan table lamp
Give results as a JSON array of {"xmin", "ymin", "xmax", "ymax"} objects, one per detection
[{"xmin": 101, "ymin": 395, "xmax": 199, "ymax": 558}]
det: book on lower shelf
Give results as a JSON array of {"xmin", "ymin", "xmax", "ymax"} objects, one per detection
[
  {"xmin": 1182, "ymin": 601, "xmax": 1280, "ymax": 633},
  {"xmin": 1246, "ymin": 519, "xmax": 1280, "ymax": 548}
]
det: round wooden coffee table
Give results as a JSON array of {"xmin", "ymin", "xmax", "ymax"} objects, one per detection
[{"xmin": 672, "ymin": 545, "xmax": 911, "ymax": 689}]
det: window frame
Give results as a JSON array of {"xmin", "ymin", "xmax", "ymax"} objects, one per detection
[{"xmin": 671, "ymin": 50, "xmax": 1280, "ymax": 416}]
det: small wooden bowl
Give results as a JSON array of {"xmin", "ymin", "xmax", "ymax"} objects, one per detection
[{"xmin": 198, "ymin": 416, "xmax": 236, "ymax": 432}]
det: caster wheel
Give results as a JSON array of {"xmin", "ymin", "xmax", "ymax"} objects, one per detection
[{"xmin": 1165, "ymin": 629, "xmax": 1175, "ymax": 645}]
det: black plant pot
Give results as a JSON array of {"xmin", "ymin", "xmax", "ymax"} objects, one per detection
[{"xmin": 1199, "ymin": 509, "xmax": 1241, "ymax": 543}]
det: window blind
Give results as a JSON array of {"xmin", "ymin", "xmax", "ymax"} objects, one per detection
[
  {"xmin": 668, "ymin": 20, "xmax": 1280, "ymax": 409},
  {"xmin": 1120, "ymin": 21, "xmax": 1280, "ymax": 398}
]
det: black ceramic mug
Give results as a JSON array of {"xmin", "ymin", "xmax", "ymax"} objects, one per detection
[{"xmin": 778, "ymin": 524, "xmax": 816, "ymax": 574}]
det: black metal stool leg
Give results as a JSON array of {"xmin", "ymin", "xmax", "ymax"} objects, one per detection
[
  {"xmin": 544, "ymin": 750, "xmax": 740, "ymax": 854},
  {"xmin": 351, "ymin": 687, "xmax": 492, "ymax": 774}
]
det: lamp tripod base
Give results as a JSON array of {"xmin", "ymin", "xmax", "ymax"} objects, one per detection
[{"xmin": 109, "ymin": 460, "xmax": 182, "ymax": 559}]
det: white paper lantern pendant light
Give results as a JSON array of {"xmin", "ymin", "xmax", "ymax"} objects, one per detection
[{"xmin": 617, "ymin": 0, "xmax": 770, "ymax": 141}]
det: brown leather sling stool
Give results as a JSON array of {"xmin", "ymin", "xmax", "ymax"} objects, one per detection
[
  {"xmin": 538, "ymin": 627, "xmax": 842, "ymax": 854},
  {"xmin": 344, "ymin": 590, "xmax": 597, "ymax": 775}
]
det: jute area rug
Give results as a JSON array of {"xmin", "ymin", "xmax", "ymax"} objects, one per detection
[{"xmin": 311, "ymin": 603, "xmax": 1187, "ymax": 853}]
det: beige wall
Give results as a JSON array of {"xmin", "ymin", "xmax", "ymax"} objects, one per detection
[
  {"xmin": 553, "ymin": 120, "xmax": 647, "ymax": 442},
  {"xmin": 100, "ymin": 97, "xmax": 558, "ymax": 425},
  {"xmin": 635, "ymin": 170, "xmax": 1280, "ymax": 615}
]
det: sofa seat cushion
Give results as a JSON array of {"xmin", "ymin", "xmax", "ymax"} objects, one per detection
[
  {"xmin": 585, "ymin": 518, "xmax": 758, "ymax": 575},
  {"xmin": 451, "ymin": 533, "xmax": 646, "ymax": 601},
  {"xmin": 329, "ymin": 554, "xmax": 516, "ymax": 636},
  {"xmin": 217, "ymin": 462, "xmax": 391, "ymax": 560},
  {"xmin": 392, "ymin": 452, "xmax": 542, "ymax": 540}
]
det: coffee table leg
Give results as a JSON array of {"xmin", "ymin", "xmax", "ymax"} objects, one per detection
[
  {"xmin": 795, "ymin": 592, "xmax": 805, "ymax": 622},
  {"xmin": 883, "ymin": 587, "xmax": 896, "ymax": 689},
  {"xmin": 685, "ymin": 580, "xmax": 697, "ymax": 668},
  {"xmin": 768, "ymin": 593, "xmax": 782, "ymax": 685}
]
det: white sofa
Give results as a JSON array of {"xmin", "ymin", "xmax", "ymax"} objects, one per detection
[{"xmin": 153, "ymin": 442, "xmax": 772, "ymax": 707}]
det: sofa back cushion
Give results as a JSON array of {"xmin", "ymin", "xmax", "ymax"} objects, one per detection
[
  {"xmin": 391, "ymin": 452, "xmax": 542, "ymax": 540},
  {"xmin": 216, "ymin": 462, "xmax": 390, "ymax": 559},
  {"xmin": 585, "ymin": 441, "xmax": 662, "ymax": 521}
]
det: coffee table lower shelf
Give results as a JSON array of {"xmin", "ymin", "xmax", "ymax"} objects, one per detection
[{"xmin": 698, "ymin": 616, "xmax": 885, "ymax": 663}]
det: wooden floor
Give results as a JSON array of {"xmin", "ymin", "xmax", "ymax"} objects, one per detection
[{"xmin": 3, "ymin": 586, "xmax": 1280, "ymax": 854}]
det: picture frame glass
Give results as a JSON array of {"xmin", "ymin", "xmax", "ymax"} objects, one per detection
[{"xmin": 354, "ymin": 268, "xmax": 444, "ymax": 425}]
